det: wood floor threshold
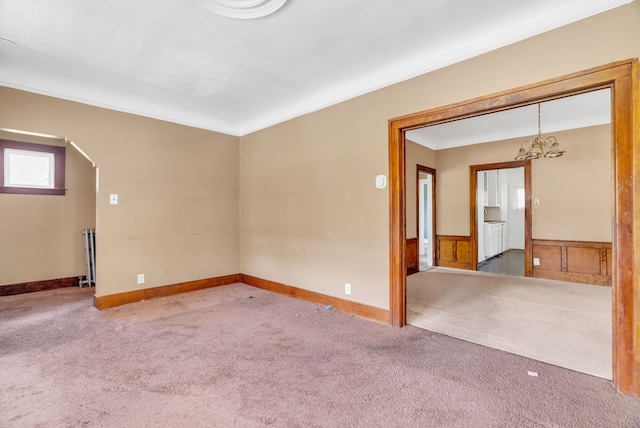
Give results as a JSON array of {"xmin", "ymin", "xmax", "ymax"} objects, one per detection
[
  {"xmin": 0, "ymin": 276, "xmax": 78, "ymax": 296},
  {"xmin": 240, "ymin": 274, "xmax": 389, "ymax": 324}
]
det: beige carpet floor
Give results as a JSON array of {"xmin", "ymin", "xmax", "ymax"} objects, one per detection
[
  {"xmin": 3, "ymin": 284, "xmax": 640, "ymax": 426},
  {"xmin": 407, "ymin": 267, "xmax": 612, "ymax": 379}
]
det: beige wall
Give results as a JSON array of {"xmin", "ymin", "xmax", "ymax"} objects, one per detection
[
  {"xmin": 532, "ymin": 125, "xmax": 611, "ymax": 242},
  {"xmin": 240, "ymin": 3, "xmax": 639, "ymax": 310},
  {"xmin": 0, "ymin": 87, "xmax": 240, "ymax": 296},
  {"xmin": 239, "ymin": 103, "xmax": 389, "ymax": 307},
  {"xmin": 0, "ymin": 131, "xmax": 96, "ymax": 285},
  {"xmin": 435, "ymin": 125, "xmax": 612, "ymax": 241},
  {"xmin": 406, "ymin": 140, "xmax": 436, "ymax": 239}
]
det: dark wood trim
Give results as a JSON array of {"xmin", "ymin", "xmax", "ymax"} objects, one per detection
[
  {"xmin": 612, "ymin": 62, "xmax": 637, "ymax": 394},
  {"xmin": 94, "ymin": 274, "xmax": 241, "ymax": 310},
  {"xmin": 406, "ymin": 237, "xmax": 419, "ymax": 275},
  {"xmin": 532, "ymin": 239, "xmax": 612, "ymax": 286},
  {"xmin": 631, "ymin": 60, "xmax": 640, "ymax": 392},
  {"xmin": 390, "ymin": 60, "xmax": 634, "ymax": 130},
  {"xmin": 0, "ymin": 187, "xmax": 66, "ymax": 196},
  {"xmin": 435, "ymin": 235, "xmax": 471, "ymax": 269},
  {"xmin": 241, "ymin": 274, "xmax": 389, "ymax": 324},
  {"xmin": 0, "ymin": 139, "xmax": 66, "ymax": 195},
  {"xmin": 388, "ymin": 59, "xmax": 639, "ymax": 395},
  {"xmin": 0, "ymin": 276, "xmax": 78, "ymax": 296},
  {"xmin": 389, "ymin": 122, "xmax": 406, "ymax": 328},
  {"xmin": 524, "ymin": 162, "xmax": 533, "ymax": 276},
  {"xmin": 416, "ymin": 165, "xmax": 436, "ymax": 268},
  {"xmin": 469, "ymin": 161, "xmax": 531, "ymax": 275}
]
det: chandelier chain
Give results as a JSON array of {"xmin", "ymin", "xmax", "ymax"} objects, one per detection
[{"xmin": 537, "ymin": 104, "xmax": 541, "ymax": 136}]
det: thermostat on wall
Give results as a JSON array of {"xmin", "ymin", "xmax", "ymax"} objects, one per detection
[{"xmin": 375, "ymin": 175, "xmax": 387, "ymax": 189}]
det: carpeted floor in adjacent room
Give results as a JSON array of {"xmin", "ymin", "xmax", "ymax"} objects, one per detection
[
  {"xmin": 1, "ymin": 284, "xmax": 639, "ymax": 427},
  {"xmin": 407, "ymin": 267, "xmax": 612, "ymax": 379}
]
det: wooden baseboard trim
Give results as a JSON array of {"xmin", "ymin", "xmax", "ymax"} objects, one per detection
[
  {"xmin": 532, "ymin": 269, "xmax": 611, "ymax": 287},
  {"xmin": 0, "ymin": 276, "xmax": 78, "ymax": 296},
  {"xmin": 93, "ymin": 273, "xmax": 390, "ymax": 324},
  {"xmin": 94, "ymin": 274, "xmax": 242, "ymax": 310},
  {"xmin": 240, "ymin": 274, "xmax": 389, "ymax": 324}
]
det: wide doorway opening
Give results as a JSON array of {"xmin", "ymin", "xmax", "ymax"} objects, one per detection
[
  {"xmin": 405, "ymin": 91, "xmax": 613, "ymax": 379},
  {"xmin": 389, "ymin": 60, "xmax": 639, "ymax": 395}
]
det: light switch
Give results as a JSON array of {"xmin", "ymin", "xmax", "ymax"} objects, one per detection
[
  {"xmin": 375, "ymin": 175, "xmax": 387, "ymax": 189},
  {"xmin": 109, "ymin": 194, "xmax": 118, "ymax": 205}
]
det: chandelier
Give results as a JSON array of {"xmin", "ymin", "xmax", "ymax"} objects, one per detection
[{"xmin": 515, "ymin": 103, "xmax": 565, "ymax": 160}]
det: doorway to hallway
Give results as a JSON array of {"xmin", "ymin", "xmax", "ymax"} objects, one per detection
[{"xmin": 417, "ymin": 165, "xmax": 435, "ymax": 271}]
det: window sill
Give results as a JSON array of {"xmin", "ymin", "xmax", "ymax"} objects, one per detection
[{"xmin": 0, "ymin": 186, "xmax": 66, "ymax": 196}]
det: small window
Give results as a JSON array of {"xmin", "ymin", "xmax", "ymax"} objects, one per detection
[
  {"xmin": 0, "ymin": 139, "xmax": 66, "ymax": 195},
  {"xmin": 5, "ymin": 149, "xmax": 55, "ymax": 188}
]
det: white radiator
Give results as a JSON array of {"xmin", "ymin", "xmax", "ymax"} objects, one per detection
[{"xmin": 80, "ymin": 228, "xmax": 96, "ymax": 287}]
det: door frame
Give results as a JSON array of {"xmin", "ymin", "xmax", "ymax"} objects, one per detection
[
  {"xmin": 469, "ymin": 161, "xmax": 531, "ymax": 274},
  {"xmin": 416, "ymin": 165, "xmax": 436, "ymax": 268},
  {"xmin": 388, "ymin": 60, "xmax": 639, "ymax": 395}
]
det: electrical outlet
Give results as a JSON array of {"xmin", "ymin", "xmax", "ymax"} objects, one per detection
[
  {"xmin": 533, "ymin": 258, "xmax": 540, "ymax": 266},
  {"xmin": 137, "ymin": 273, "xmax": 145, "ymax": 284},
  {"xmin": 534, "ymin": 198, "xmax": 540, "ymax": 206},
  {"xmin": 345, "ymin": 283, "xmax": 351, "ymax": 295}
]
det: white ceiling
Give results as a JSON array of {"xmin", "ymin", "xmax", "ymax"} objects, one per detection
[
  {"xmin": 0, "ymin": 0, "xmax": 631, "ymax": 137},
  {"xmin": 406, "ymin": 89, "xmax": 612, "ymax": 150}
]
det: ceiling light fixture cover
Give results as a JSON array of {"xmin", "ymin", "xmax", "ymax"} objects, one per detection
[{"xmin": 195, "ymin": 0, "xmax": 290, "ymax": 19}]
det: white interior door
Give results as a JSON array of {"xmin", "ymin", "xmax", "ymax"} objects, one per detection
[{"xmin": 418, "ymin": 172, "xmax": 434, "ymax": 269}]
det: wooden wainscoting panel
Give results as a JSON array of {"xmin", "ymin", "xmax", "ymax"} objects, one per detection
[
  {"xmin": 241, "ymin": 274, "xmax": 389, "ymax": 323},
  {"xmin": 533, "ymin": 245, "xmax": 562, "ymax": 271},
  {"xmin": 0, "ymin": 276, "xmax": 78, "ymax": 296},
  {"xmin": 532, "ymin": 240, "xmax": 611, "ymax": 286},
  {"xmin": 567, "ymin": 247, "xmax": 602, "ymax": 275},
  {"xmin": 439, "ymin": 239, "xmax": 456, "ymax": 262},
  {"xmin": 436, "ymin": 235, "xmax": 471, "ymax": 270},
  {"xmin": 406, "ymin": 237, "xmax": 418, "ymax": 275},
  {"xmin": 457, "ymin": 240, "xmax": 470, "ymax": 264},
  {"xmin": 94, "ymin": 274, "xmax": 242, "ymax": 309}
]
